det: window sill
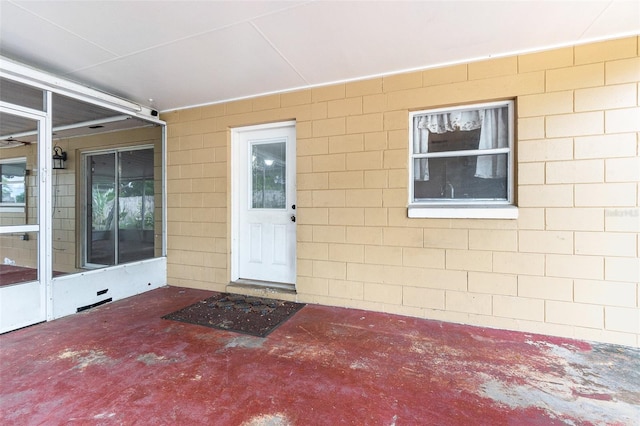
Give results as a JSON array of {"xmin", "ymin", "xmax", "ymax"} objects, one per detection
[
  {"xmin": 0, "ymin": 206, "xmax": 25, "ymax": 213},
  {"xmin": 408, "ymin": 205, "xmax": 518, "ymax": 219}
]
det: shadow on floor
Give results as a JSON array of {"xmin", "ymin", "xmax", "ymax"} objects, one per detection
[{"xmin": 1, "ymin": 286, "xmax": 639, "ymax": 425}]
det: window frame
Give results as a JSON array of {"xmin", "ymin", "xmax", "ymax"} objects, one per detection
[
  {"xmin": 408, "ymin": 100, "xmax": 517, "ymax": 219},
  {"xmin": 0, "ymin": 157, "xmax": 27, "ymax": 213},
  {"xmin": 81, "ymin": 145, "xmax": 156, "ymax": 268}
]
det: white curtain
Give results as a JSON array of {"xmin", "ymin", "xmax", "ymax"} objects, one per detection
[
  {"xmin": 474, "ymin": 107, "xmax": 509, "ymax": 178},
  {"xmin": 413, "ymin": 106, "xmax": 508, "ymax": 181},
  {"xmin": 413, "ymin": 117, "xmax": 431, "ymax": 181}
]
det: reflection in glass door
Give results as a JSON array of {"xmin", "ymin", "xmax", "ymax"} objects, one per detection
[
  {"xmin": 86, "ymin": 152, "xmax": 116, "ymax": 265},
  {"xmin": 251, "ymin": 141, "xmax": 286, "ymax": 209},
  {"xmin": 84, "ymin": 147, "xmax": 155, "ymax": 267},
  {"xmin": 0, "ymin": 106, "xmax": 46, "ymax": 332}
]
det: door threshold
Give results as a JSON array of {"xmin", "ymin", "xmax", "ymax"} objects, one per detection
[{"xmin": 228, "ymin": 279, "xmax": 296, "ymax": 294}]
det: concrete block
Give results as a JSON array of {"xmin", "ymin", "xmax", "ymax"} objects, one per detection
[
  {"xmin": 518, "ymin": 47, "xmax": 573, "ymax": 72},
  {"xmin": 493, "ymin": 295, "xmax": 544, "ymax": 321},
  {"xmin": 546, "ymin": 254, "xmax": 604, "ymax": 280},
  {"xmin": 328, "ymin": 134, "xmax": 364, "ymax": 154},
  {"xmin": 546, "ymin": 159, "xmax": 604, "ymax": 184},
  {"xmin": 575, "ymin": 83, "xmax": 637, "ymax": 112},
  {"xmin": 328, "ymin": 243, "xmax": 365, "ymax": 263},
  {"xmin": 446, "ymin": 291, "xmax": 492, "ymax": 315},
  {"xmin": 403, "ymin": 286, "xmax": 445, "ymax": 310},
  {"xmin": 546, "ymin": 300, "xmax": 603, "ymax": 329},
  {"xmin": 468, "ymin": 272, "xmax": 517, "ymax": 296},
  {"xmin": 546, "ymin": 63, "xmax": 604, "ymax": 92},
  {"xmin": 575, "ymin": 279, "xmax": 637, "ymax": 307},
  {"xmin": 446, "ymin": 249, "xmax": 493, "ymax": 272}
]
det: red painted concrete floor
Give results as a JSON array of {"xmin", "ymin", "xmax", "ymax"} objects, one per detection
[{"xmin": 1, "ymin": 286, "xmax": 639, "ymax": 425}]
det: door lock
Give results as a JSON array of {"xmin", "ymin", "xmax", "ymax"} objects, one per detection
[{"xmin": 290, "ymin": 215, "xmax": 296, "ymax": 222}]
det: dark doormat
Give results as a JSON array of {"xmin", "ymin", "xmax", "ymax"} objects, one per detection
[{"xmin": 162, "ymin": 293, "xmax": 305, "ymax": 337}]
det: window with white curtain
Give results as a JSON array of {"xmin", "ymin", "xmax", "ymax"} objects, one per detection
[{"xmin": 408, "ymin": 100, "xmax": 516, "ymax": 218}]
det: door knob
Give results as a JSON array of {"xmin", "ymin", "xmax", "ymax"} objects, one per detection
[{"xmin": 290, "ymin": 215, "xmax": 296, "ymax": 222}]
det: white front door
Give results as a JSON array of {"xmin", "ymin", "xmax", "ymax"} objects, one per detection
[{"xmin": 233, "ymin": 122, "xmax": 296, "ymax": 285}]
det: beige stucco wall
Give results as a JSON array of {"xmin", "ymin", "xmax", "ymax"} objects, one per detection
[{"xmin": 163, "ymin": 36, "xmax": 640, "ymax": 347}]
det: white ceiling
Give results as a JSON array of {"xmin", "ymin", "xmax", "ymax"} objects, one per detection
[{"xmin": 1, "ymin": 0, "xmax": 639, "ymax": 113}]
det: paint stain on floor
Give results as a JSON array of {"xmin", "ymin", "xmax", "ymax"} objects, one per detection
[
  {"xmin": 242, "ymin": 413, "xmax": 291, "ymax": 426},
  {"xmin": 57, "ymin": 349, "xmax": 112, "ymax": 370}
]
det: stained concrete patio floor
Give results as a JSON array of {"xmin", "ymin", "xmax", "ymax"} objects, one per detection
[{"xmin": 1, "ymin": 286, "xmax": 639, "ymax": 425}]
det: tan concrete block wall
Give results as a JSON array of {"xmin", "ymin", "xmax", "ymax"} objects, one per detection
[{"xmin": 164, "ymin": 36, "xmax": 640, "ymax": 347}]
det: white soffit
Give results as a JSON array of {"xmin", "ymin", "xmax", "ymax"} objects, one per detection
[{"xmin": 0, "ymin": 0, "xmax": 638, "ymax": 112}]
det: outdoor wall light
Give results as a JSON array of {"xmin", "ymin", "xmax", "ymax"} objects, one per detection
[{"xmin": 52, "ymin": 145, "xmax": 67, "ymax": 170}]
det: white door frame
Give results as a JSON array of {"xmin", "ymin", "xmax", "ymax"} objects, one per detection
[
  {"xmin": 230, "ymin": 121, "xmax": 296, "ymax": 288},
  {"xmin": 0, "ymin": 102, "xmax": 50, "ymax": 332}
]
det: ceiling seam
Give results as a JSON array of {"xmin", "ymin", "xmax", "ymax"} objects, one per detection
[
  {"xmin": 577, "ymin": 0, "xmax": 615, "ymax": 39},
  {"xmin": 7, "ymin": 0, "xmax": 120, "ymax": 61},
  {"xmin": 249, "ymin": 21, "xmax": 309, "ymax": 86},
  {"xmin": 61, "ymin": 0, "xmax": 318, "ymax": 76}
]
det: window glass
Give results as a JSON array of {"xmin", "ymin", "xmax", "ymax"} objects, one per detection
[
  {"xmin": 0, "ymin": 159, "xmax": 26, "ymax": 205},
  {"xmin": 0, "ymin": 77, "xmax": 45, "ymax": 111},
  {"xmin": 410, "ymin": 101, "xmax": 514, "ymax": 206},
  {"xmin": 251, "ymin": 141, "xmax": 286, "ymax": 209},
  {"xmin": 87, "ymin": 153, "xmax": 116, "ymax": 266},
  {"xmin": 85, "ymin": 147, "xmax": 155, "ymax": 267},
  {"xmin": 118, "ymin": 149, "xmax": 155, "ymax": 263}
]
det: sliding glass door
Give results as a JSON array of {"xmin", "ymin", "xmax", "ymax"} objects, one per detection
[{"xmin": 84, "ymin": 147, "xmax": 155, "ymax": 267}]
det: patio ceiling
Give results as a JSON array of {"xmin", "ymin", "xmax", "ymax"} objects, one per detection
[
  {"xmin": 1, "ymin": 1, "xmax": 639, "ymax": 113},
  {"xmin": 0, "ymin": 78, "xmax": 155, "ymax": 143}
]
